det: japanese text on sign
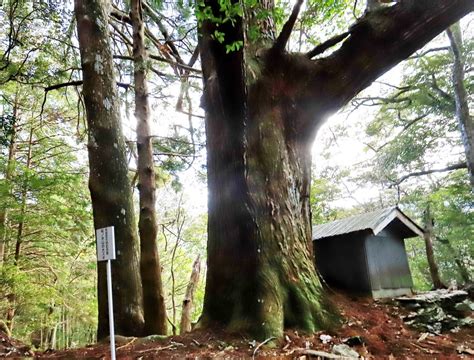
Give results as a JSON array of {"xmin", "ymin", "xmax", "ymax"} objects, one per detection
[{"xmin": 96, "ymin": 226, "xmax": 116, "ymax": 261}]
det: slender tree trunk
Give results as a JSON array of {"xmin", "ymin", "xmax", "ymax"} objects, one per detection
[
  {"xmin": 180, "ymin": 256, "xmax": 201, "ymax": 334},
  {"xmin": 446, "ymin": 23, "xmax": 474, "ymax": 190},
  {"xmin": 5, "ymin": 125, "xmax": 33, "ymax": 334},
  {"xmin": 423, "ymin": 206, "xmax": 445, "ymax": 289},
  {"xmin": 14, "ymin": 126, "xmax": 33, "ymax": 265},
  {"xmin": 0, "ymin": 93, "xmax": 19, "ymax": 267},
  {"xmin": 131, "ymin": 0, "xmax": 167, "ymax": 336},
  {"xmin": 51, "ymin": 323, "xmax": 58, "ymax": 350},
  {"xmin": 75, "ymin": 0, "xmax": 144, "ymax": 339},
  {"xmin": 169, "ymin": 225, "xmax": 182, "ymax": 336},
  {"xmin": 198, "ymin": 0, "xmax": 472, "ymax": 339},
  {"xmin": 5, "ymin": 294, "xmax": 15, "ymax": 333},
  {"xmin": 0, "ymin": 122, "xmax": 16, "ymax": 267}
]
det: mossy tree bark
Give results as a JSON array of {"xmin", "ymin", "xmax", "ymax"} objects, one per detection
[
  {"xmin": 75, "ymin": 0, "xmax": 144, "ymax": 339},
  {"xmin": 199, "ymin": 0, "xmax": 473, "ymax": 339},
  {"xmin": 131, "ymin": 0, "xmax": 168, "ymax": 336}
]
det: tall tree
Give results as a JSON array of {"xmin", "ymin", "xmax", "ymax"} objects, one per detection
[
  {"xmin": 75, "ymin": 0, "xmax": 144, "ymax": 339},
  {"xmin": 131, "ymin": 0, "xmax": 167, "ymax": 335},
  {"xmin": 446, "ymin": 23, "xmax": 474, "ymax": 189},
  {"xmin": 0, "ymin": 99, "xmax": 17, "ymax": 267},
  {"xmin": 423, "ymin": 205, "xmax": 445, "ymax": 289},
  {"xmin": 198, "ymin": 0, "xmax": 473, "ymax": 338}
]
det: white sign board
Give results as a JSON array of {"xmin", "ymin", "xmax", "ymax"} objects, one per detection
[
  {"xmin": 95, "ymin": 226, "xmax": 117, "ymax": 360},
  {"xmin": 96, "ymin": 226, "xmax": 116, "ymax": 261}
]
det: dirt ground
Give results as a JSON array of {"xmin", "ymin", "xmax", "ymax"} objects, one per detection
[{"xmin": 4, "ymin": 291, "xmax": 473, "ymax": 359}]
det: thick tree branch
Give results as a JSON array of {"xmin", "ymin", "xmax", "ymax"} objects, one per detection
[
  {"xmin": 44, "ymin": 80, "xmax": 83, "ymax": 92},
  {"xmin": 391, "ymin": 162, "xmax": 467, "ymax": 186},
  {"xmin": 274, "ymin": 0, "xmax": 304, "ymax": 52},
  {"xmin": 308, "ymin": 0, "xmax": 474, "ymax": 123}
]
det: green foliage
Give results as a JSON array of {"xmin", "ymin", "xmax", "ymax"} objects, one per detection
[
  {"xmin": 0, "ymin": 0, "xmax": 95, "ymax": 344},
  {"xmin": 402, "ymin": 172, "xmax": 473, "ymax": 286},
  {"xmin": 0, "ymin": 114, "xmax": 15, "ymax": 148},
  {"xmin": 195, "ymin": 0, "xmax": 243, "ymax": 26},
  {"xmin": 155, "ymin": 191, "xmax": 207, "ymax": 334},
  {"xmin": 153, "ymin": 135, "xmax": 196, "ymax": 191},
  {"xmin": 311, "ymin": 25, "xmax": 473, "ymax": 291},
  {"xmin": 310, "ymin": 177, "xmax": 341, "ymax": 224},
  {"xmin": 357, "ymin": 31, "xmax": 473, "ymax": 288},
  {"xmin": 0, "ymin": 121, "xmax": 97, "ymax": 347},
  {"xmin": 226, "ymin": 40, "xmax": 244, "ymax": 53},
  {"xmin": 405, "ymin": 237, "xmax": 432, "ymax": 291}
]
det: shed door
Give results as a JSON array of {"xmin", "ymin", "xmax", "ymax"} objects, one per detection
[{"xmin": 366, "ymin": 233, "xmax": 412, "ymax": 290}]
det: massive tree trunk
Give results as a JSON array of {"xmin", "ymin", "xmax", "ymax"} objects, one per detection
[
  {"xmin": 131, "ymin": 0, "xmax": 167, "ymax": 336},
  {"xmin": 423, "ymin": 206, "xmax": 445, "ymax": 289},
  {"xmin": 446, "ymin": 23, "xmax": 474, "ymax": 190},
  {"xmin": 199, "ymin": 0, "xmax": 473, "ymax": 339},
  {"xmin": 75, "ymin": 0, "xmax": 144, "ymax": 339}
]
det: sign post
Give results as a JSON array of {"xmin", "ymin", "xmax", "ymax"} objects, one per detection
[{"xmin": 96, "ymin": 226, "xmax": 116, "ymax": 360}]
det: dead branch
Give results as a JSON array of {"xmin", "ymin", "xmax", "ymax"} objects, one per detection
[
  {"xmin": 306, "ymin": 31, "xmax": 350, "ymax": 59},
  {"xmin": 143, "ymin": 1, "xmax": 184, "ymax": 65},
  {"xmin": 408, "ymin": 46, "xmax": 450, "ymax": 59},
  {"xmin": 392, "ymin": 162, "xmax": 467, "ymax": 186},
  {"xmin": 252, "ymin": 337, "xmax": 276, "ymax": 359}
]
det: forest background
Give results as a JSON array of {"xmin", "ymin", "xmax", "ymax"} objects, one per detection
[{"xmin": 0, "ymin": 0, "xmax": 472, "ymax": 349}]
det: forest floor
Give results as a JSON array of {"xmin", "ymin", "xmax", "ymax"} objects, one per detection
[{"xmin": 3, "ymin": 291, "xmax": 473, "ymax": 359}]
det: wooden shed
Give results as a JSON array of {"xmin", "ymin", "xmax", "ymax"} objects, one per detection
[{"xmin": 313, "ymin": 207, "xmax": 424, "ymax": 299}]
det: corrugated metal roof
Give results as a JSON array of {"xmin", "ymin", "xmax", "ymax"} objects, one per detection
[{"xmin": 312, "ymin": 206, "xmax": 423, "ymax": 240}]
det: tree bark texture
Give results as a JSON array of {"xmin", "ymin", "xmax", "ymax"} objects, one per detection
[
  {"xmin": 75, "ymin": 0, "xmax": 144, "ymax": 339},
  {"xmin": 446, "ymin": 23, "xmax": 474, "ymax": 190},
  {"xmin": 180, "ymin": 256, "xmax": 201, "ymax": 334},
  {"xmin": 199, "ymin": 0, "xmax": 473, "ymax": 339},
  {"xmin": 423, "ymin": 206, "xmax": 445, "ymax": 289},
  {"xmin": 131, "ymin": 0, "xmax": 167, "ymax": 336}
]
